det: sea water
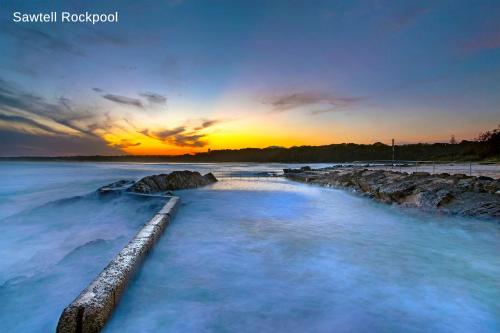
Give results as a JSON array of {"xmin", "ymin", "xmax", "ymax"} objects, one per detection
[
  {"xmin": 0, "ymin": 161, "xmax": 321, "ymax": 332},
  {"xmin": 105, "ymin": 179, "xmax": 500, "ymax": 333},
  {"xmin": 0, "ymin": 162, "xmax": 499, "ymax": 332}
]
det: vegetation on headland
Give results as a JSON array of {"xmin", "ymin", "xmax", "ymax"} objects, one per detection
[{"xmin": 2, "ymin": 126, "xmax": 499, "ymax": 163}]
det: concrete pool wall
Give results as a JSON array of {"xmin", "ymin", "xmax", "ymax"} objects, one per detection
[{"xmin": 56, "ymin": 196, "xmax": 180, "ymax": 333}]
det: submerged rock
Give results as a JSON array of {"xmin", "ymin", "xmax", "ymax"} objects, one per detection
[
  {"xmin": 284, "ymin": 166, "xmax": 312, "ymax": 174},
  {"xmin": 284, "ymin": 168, "xmax": 500, "ymax": 219},
  {"xmin": 97, "ymin": 171, "xmax": 218, "ymax": 195},
  {"xmin": 98, "ymin": 180, "xmax": 135, "ymax": 195},
  {"xmin": 127, "ymin": 171, "xmax": 217, "ymax": 194}
]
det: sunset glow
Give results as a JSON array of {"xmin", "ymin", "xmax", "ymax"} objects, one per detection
[{"xmin": 0, "ymin": 0, "xmax": 499, "ymax": 156}]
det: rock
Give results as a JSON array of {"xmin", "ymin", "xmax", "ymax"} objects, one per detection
[
  {"xmin": 284, "ymin": 166, "xmax": 312, "ymax": 174},
  {"xmin": 451, "ymin": 173, "xmax": 468, "ymax": 179},
  {"xmin": 97, "ymin": 171, "xmax": 218, "ymax": 196},
  {"xmin": 412, "ymin": 172, "xmax": 430, "ymax": 177},
  {"xmin": 285, "ymin": 168, "xmax": 500, "ymax": 220},
  {"xmin": 128, "ymin": 171, "xmax": 217, "ymax": 194},
  {"xmin": 98, "ymin": 180, "xmax": 135, "ymax": 195},
  {"xmin": 203, "ymin": 172, "xmax": 218, "ymax": 183}
]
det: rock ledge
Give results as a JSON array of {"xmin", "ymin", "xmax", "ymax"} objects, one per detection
[
  {"xmin": 284, "ymin": 167, "xmax": 499, "ymax": 219},
  {"xmin": 98, "ymin": 171, "xmax": 217, "ymax": 195}
]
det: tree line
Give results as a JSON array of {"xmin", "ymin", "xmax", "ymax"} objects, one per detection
[{"xmin": 4, "ymin": 125, "xmax": 499, "ymax": 163}]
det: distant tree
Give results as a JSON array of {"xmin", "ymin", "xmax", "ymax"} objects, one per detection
[
  {"xmin": 477, "ymin": 125, "xmax": 500, "ymax": 156},
  {"xmin": 478, "ymin": 125, "xmax": 500, "ymax": 142},
  {"xmin": 450, "ymin": 134, "xmax": 456, "ymax": 144}
]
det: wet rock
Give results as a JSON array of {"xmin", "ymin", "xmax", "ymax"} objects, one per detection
[
  {"xmin": 285, "ymin": 168, "xmax": 500, "ymax": 220},
  {"xmin": 284, "ymin": 166, "xmax": 311, "ymax": 174},
  {"xmin": 203, "ymin": 172, "xmax": 218, "ymax": 183},
  {"xmin": 97, "ymin": 171, "xmax": 218, "ymax": 196},
  {"xmin": 128, "ymin": 171, "xmax": 217, "ymax": 194},
  {"xmin": 412, "ymin": 172, "xmax": 430, "ymax": 177},
  {"xmin": 98, "ymin": 180, "xmax": 135, "ymax": 195}
]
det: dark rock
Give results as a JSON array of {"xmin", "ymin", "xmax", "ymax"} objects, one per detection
[
  {"xmin": 98, "ymin": 180, "xmax": 135, "ymax": 195},
  {"xmin": 450, "ymin": 173, "xmax": 468, "ymax": 179},
  {"xmin": 128, "ymin": 171, "xmax": 218, "ymax": 194},
  {"xmin": 203, "ymin": 172, "xmax": 218, "ymax": 183},
  {"xmin": 284, "ymin": 166, "xmax": 312, "ymax": 174},
  {"xmin": 412, "ymin": 172, "xmax": 430, "ymax": 177},
  {"xmin": 285, "ymin": 168, "xmax": 500, "ymax": 220}
]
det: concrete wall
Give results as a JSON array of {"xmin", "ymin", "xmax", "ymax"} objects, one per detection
[{"xmin": 56, "ymin": 196, "xmax": 180, "ymax": 333}]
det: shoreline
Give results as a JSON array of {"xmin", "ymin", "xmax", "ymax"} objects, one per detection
[{"xmin": 284, "ymin": 167, "xmax": 500, "ymax": 220}]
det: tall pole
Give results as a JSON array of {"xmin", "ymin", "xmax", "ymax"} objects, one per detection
[{"xmin": 392, "ymin": 138, "xmax": 395, "ymax": 165}]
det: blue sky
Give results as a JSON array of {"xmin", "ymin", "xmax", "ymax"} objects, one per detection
[{"xmin": 0, "ymin": 0, "xmax": 499, "ymax": 155}]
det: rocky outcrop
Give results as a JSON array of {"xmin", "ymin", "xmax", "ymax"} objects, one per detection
[
  {"xmin": 284, "ymin": 168, "xmax": 500, "ymax": 219},
  {"xmin": 97, "ymin": 171, "xmax": 217, "ymax": 196},
  {"xmin": 97, "ymin": 180, "xmax": 135, "ymax": 195},
  {"xmin": 127, "ymin": 171, "xmax": 217, "ymax": 194}
]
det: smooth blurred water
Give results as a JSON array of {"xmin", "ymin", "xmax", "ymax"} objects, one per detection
[
  {"xmin": 0, "ymin": 181, "xmax": 170, "ymax": 331},
  {"xmin": 0, "ymin": 162, "xmax": 499, "ymax": 332},
  {"xmin": 0, "ymin": 161, "xmax": 319, "ymax": 220},
  {"xmin": 105, "ymin": 178, "xmax": 500, "ymax": 333},
  {"xmin": 0, "ymin": 161, "xmax": 325, "ymax": 332}
]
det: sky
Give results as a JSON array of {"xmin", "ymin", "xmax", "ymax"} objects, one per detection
[{"xmin": 0, "ymin": 0, "xmax": 499, "ymax": 156}]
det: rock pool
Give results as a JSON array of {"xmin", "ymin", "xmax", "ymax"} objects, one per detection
[{"xmin": 105, "ymin": 178, "xmax": 500, "ymax": 333}]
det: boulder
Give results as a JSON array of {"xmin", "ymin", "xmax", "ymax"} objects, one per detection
[{"xmin": 128, "ymin": 171, "xmax": 217, "ymax": 194}]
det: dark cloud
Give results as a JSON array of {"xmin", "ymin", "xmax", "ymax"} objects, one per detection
[
  {"xmin": 141, "ymin": 126, "xmax": 185, "ymax": 141},
  {"xmin": 0, "ymin": 24, "xmax": 129, "ymax": 78},
  {"xmin": 0, "ymin": 129, "xmax": 121, "ymax": 157},
  {"xmin": 1, "ymin": 24, "xmax": 84, "ymax": 56},
  {"xmin": 194, "ymin": 119, "xmax": 221, "ymax": 130},
  {"xmin": 265, "ymin": 92, "xmax": 362, "ymax": 113},
  {"xmin": 96, "ymin": 90, "xmax": 165, "ymax": 108},
  {"xmin": 102, "ymin": 94, "xmax": 144, "ymax": 108},
  {"xmin": 0, "ymin": 77, "xmax": 104, "ymax": 136},
  {"xmin": 171, "ymin": 133, "xmax": 207, "ymax": 147},
  {"xmin": 151, "ymin": 126, "xmax": 185, "ymax": 140},
  {"xmin": 1, "ymin": 23, "xmax": 129, "ymax": 58},
  {"xmin": 0, "ymin": 77, "xmax": 121, "ymax": 155},
  {"xmin": 309, "ymin": 108, "xmax": 339, "ymax": 116},
  {"xmin": 111, "ymin": 139, "xmax": 141, "ymax": 149},
  {"xmin": 0, "ymin": 113, "xmax": 61, "ymax": 135},
  {"xmin": 141, "ymin": 126, "xmax": 207, "ymax": 148},
  {"xmin": 139, "ymin": 92, "xmax": 167, "ymax": 105},
  {"xmin": 200, "ymin": 119, "xmax": 220, "ymax": 128},
  {"xmin": 58, "ymin": 97, "xmax": 72, "ymax": 111}
]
